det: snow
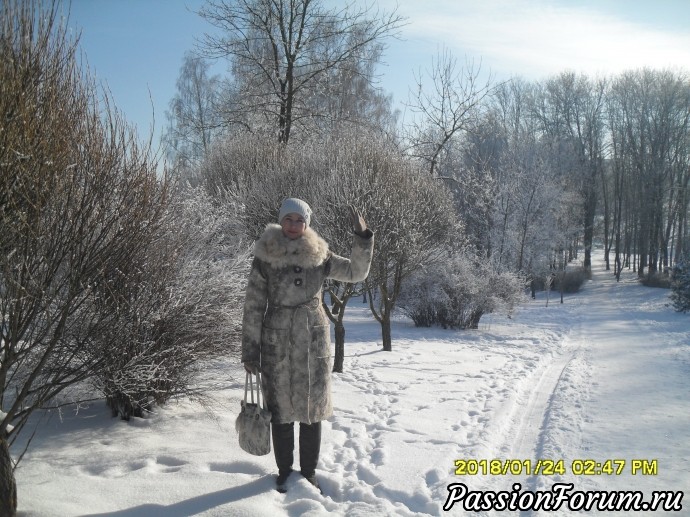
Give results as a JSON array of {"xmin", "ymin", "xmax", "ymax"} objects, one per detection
[{"xmin": 15, "ymin": 251, "xmax": 690, "ymax": 516}]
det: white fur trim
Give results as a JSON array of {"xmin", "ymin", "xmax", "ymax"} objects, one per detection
[{"xmin": 254, "ymin": 224, "xmax": 329, "ymax": 268}]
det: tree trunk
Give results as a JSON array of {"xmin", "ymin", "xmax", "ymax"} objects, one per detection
[
  {"xmin": 107, "ymin": 393, "xmax": 145, "ymax": 421},
  {"xmin": 0, "ymin": 437, "xmax": 17, "ymax": 517},
  {"xmin": 381, "ymin": 311, "xmax": 392, "ymax": 352},
  {"xmin": 332, "ymin": 321, "xmax": 346, "ymax": 373},
  {"xmin": 468, "ymin": 310, "xmax": 483, "ymax": 329},
  {"xmin": 582, "ymin": 184, "xmax": 596, "ymax": 272},
  {"xmin": 602, "ymin": 165, "xmax": 611, "ymax": 271}
]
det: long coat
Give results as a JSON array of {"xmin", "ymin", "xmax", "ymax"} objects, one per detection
[{"xmin": 241, "ymin": 224, "xmax": 374, "ymax": 424}]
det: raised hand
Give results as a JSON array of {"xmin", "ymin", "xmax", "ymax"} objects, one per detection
[{"xmin": 348, "ymin": 205, "xmax": 367, "ymax": 236}]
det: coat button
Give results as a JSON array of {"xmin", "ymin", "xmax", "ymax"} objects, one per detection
[
  {"xmin": 294, "ymin": 266, "xmax": 302, "ymax": 273},
  {"xmin": 294, "ymin": 278, "xmax": 303, "ymax": 286}
]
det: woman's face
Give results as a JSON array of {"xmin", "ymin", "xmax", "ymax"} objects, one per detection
[{"xmin": 281, "ymin": 213, "xmax": 307, "ymax": 239}]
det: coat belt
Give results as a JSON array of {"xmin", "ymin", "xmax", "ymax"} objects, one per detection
[{"xmin": 269, "ymin": 296, "xmax": 320, "ymax": 311}]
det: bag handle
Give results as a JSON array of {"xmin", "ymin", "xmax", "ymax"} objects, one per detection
[{"xmin": 244, "ymin": 371, "xmax": 266, "ymax": 409}]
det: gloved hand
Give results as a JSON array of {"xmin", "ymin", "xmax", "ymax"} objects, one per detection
[
  {"xmin": 243, "ymin": 361, "xmax": 260, "ymax": 375},
  {"xmin": 349, "ymin": 205, "xmax": 368, "ymax": 237}
]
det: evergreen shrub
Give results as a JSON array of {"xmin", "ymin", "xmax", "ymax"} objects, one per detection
[{"xmin": 670, "ymin": 262, "xmax": 690, "ymax": 312}]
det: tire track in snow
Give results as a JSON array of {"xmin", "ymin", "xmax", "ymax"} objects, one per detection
[
  {"xmin": 503, "ymin": 305, "xmax": 586, "ymax": 517},
  {"xmin": 498, "ymin": 344, "xmax": 578, "ymax": 517},
  {"xmin": 498, "ymin": 289, "xmax": 586, "ymax": 460},
  {"xmin": 509, "ymin": 348, "xmax": 576, "ymax": 468}
]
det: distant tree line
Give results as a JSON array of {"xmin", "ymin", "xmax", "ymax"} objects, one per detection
[{"xmin": 165, "ymin": 1, "xmax": 690, "ymax": 332}]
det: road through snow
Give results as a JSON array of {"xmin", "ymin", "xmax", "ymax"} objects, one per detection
[
  {"xmin": 545, "ymin": 261, "xmax": 690, "ymax": 514},
  {"xmin": 497, "ymin": 256, "xmax": 690, "ymax": 516},
  {"xmin": 458, "ymin": 252, "xmax": 690, "ymax": 516}
]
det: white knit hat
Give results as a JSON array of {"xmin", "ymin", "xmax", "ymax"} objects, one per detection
[{"xmin": 278, "ymin": 198, "xmax": 312, "ymax": 227}]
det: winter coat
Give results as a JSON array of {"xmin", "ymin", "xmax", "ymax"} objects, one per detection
[{"xmin": 241, "ymin": 223, "xmax": 374, "ymax": 424}]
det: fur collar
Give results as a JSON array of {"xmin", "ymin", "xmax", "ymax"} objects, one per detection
[{"xmin": 254, "ymin": 224, "xmax": 329, "ymax": 268}]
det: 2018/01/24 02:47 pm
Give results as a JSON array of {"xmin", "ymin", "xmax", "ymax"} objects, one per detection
[{"xmin": 453, "ymin": 458, "xmax": 659, "ymax": 476}]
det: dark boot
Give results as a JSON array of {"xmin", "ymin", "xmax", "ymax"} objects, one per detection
[
  {"xmin": 275, "ymin": 469, "xmax": 292, "ymax": 494},
  {"xmin": 299, "ymin": 422, "xmax": 322, "ymax": 492},
  {"xmin": 272, "ymin": 422, "xmax": 294, "ymax": 492}
]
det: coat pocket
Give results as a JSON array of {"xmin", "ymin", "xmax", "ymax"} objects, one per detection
[
  {"xmin": 310, "ymin": 324, "xmax": 331, "ymax": 358},
  {"xmin": 261, "ymin": 327, "xmax": 287, "ymax": 364}
]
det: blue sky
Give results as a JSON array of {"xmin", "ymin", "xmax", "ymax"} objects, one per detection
[{"xmin": 64, "ymin": 0, "xmax": 690, "ymax": 156}]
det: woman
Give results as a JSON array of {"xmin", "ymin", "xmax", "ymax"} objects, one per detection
[{"xmin": 241, "ymin": 198, "xmax": 374, "ymax": 493}]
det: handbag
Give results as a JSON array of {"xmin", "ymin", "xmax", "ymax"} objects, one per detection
[{"xmin": 235, "ymin": 371, "xmax": 272, "ymax": 456}]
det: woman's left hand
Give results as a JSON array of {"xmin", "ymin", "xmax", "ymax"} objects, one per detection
[{"xmin": 348, "ymin": 205, "xmax": 367, "ymax": 236}]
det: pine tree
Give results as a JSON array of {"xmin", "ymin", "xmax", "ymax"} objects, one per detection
[{"xmin": 670, "ymin": 262, "xmax": 690, "ymax": 313}]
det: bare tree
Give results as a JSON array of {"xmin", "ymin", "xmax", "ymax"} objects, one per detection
[
  {"xmin": 455, "ymin": 78, "xmax": 581, "ymax": 286},
  {"xmin": 606, "ymin": 69, "xmax": 690, "ymax": 279},
  {"xmin": 314, "ymin": 132, "xmax": 382, "ymax": 371},
  {"xmin": 531, "ymin": 72, "xmax": 607, "ymax": 273},
  {"xmin": 345, "ymin": 135, "xmax": 458, "ymax": 351},
  {"xmin": 405, "ymin": 48, "xmax": 494, "ymax": 176},
  {"xmin": 198, "ymin": 0, "xmax": 404, "ymax": 143},
  {"xmin": 164, "ymin": 52, "xmax": 223, "ymax": 179},
  {"xmin": 305, "ymin": 32, "xmax": 400, "ymax": 139},
  {"xmin": 1, "ymin": 0, "xmax": 171, "ymax": 509},
  {"xmin": 458, "ymin": 79, "xmax": 532, "ymax": 267}
]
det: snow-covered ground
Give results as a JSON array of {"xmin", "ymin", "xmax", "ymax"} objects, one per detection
[{"xmin": 15, "ymin": 251, "xmax": 690, "ymax": 516}]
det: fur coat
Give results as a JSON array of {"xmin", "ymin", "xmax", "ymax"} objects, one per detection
[{"xmin": 241, "ymin": 224, "xmax": 374, "ymax": 424}]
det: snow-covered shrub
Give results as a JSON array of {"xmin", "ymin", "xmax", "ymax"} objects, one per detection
[
  {"xmin": 554, "ymin": 267, "xmax": 589, "ymax": 293},
  {"xmin": 641, "ymin": 271, "xmax": 672, "ymax": 289},
  {"xmin": 397, "ymin": 266, "xmax": 451, "ymax": 327},
  {"xmin": 399, "ymin": 252, "xmax": 526, "ymax": 329},
  {"xmin": 200, "ymin": 133, "xmax": 323, "ymax": 240},
  {"xmin": 90, "ymin": 187, "xmax": 251, "ymax": 419},
  {"xmin": 670, "ymin": 261, "xmax": 690, "ymax": 312}
]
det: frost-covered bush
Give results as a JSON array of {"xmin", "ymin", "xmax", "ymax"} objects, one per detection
[
  {"xmin": 200, "ymin": 133, "xmax": 322, "ymax": 240},
  {"xmin": 91, "ymin": 187, "xmax": 251, "ymax": 419},
  {"xmin": 399, "ymin": 252, "xmax": 526, "ymax": 329},
  {"xmin": 397, "ymin": 267, "xmax": 450, "ymax": 327},
  {"xmin": 670, "ymin": 261, "xmax": 690, "ymax": 313},
  {"xmin": 554, "ymin": 267, "xmax": 590, "ymax": 293},
  {"xmin": 641, "ymin": 271, "xmax": 672, "ymax": 289}
]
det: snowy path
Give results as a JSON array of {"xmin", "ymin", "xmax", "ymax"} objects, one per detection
[
  {"xmin": 546, "ymin": 263, "xmax": 690, "ymax": 512},
  {"xmin": 500, "ymin": 258, "xmax": 690, "ymax": 516},
  {"xmin": 14, "ymin": 253, "xmax": 690, "ymax": 516}
]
